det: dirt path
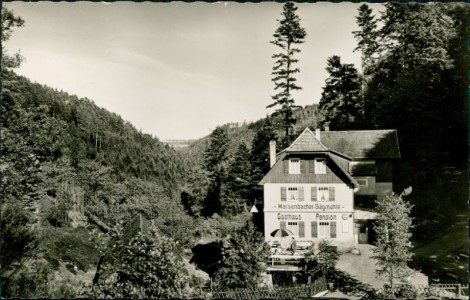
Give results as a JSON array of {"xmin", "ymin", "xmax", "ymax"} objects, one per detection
[{"xmin": 335, "ymin": 244, "xmax": 428, "ymax": 289}]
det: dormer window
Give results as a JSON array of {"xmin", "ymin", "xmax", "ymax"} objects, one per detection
[
  {"xmin": 289, "ymin": 159, "xmax": 300, "ymax": 174},
  {"xmin": 314, "ymin": 158, "xmax": 326, "ymax": 174}
]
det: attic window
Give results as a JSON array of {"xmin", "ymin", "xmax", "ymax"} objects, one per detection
[
  {"xmin": 314, "ymin": 158, "xmax": 326, "ymax": 174},
  {"xmin": 289, "ymin": 159, "xmax": 300, "ymax": 174},
  {"xmin": 357, "ymin": 179, "xmax": 368, "ymax": 186}
]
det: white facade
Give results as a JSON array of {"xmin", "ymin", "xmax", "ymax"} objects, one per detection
[{"xmin": 264, "ymin": 183, "xmax": 355, "ymax": 252}]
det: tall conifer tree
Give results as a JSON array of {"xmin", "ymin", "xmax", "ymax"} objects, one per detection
[
  {"xmin": 318, "ymin": 56, "xmax": 362, "ymax": 130},
  {"xmin": 269, "ymin": 2, "xmax": 306, "ymax": 146}
]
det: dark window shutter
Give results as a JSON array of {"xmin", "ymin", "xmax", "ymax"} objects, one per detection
[
  {"xmin": 331, "ymin": 221, "xmax": 337, "ymax": 238},
  {"xmin": 299, "ymin": 221, "xmax": 305, "ymax": 237},
  {"xmin": 329, "ymin": 187, "xmax": 335, "ymax": 201},
  {"xmin": 283, "ymin": 160, "xmax": 289, "ymax": 173},
  {"xmin": 300, "ymin": 160, "xmax": 306, "ymax": 173},
  {"xmin": 299, "ymin": 187, "xmax": 304, "ymax": 201},
  {"xmin": 311, "ymin": 221, "xmax": 318, "ymax": 238},
  {"xmin": 281, "ymin": 187, "xmax": 286, "ymax": 201},
  {"xmin": 309, "ymin": 160, "xmax": 315, "ymax": 173},
  {"xmin": 311, "ymin": 187, "xmax": 317, "ymax": 201},
  {"xmin": 280, "ymin": 221, "xmax": 286, "ymax": 229}
]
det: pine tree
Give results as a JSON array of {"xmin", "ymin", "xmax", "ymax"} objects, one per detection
[
  {"xmin": 202, "ymin": 126, "xmax": 229, "ymax": 216},
  {"xmin": 269, "ymin": 2, "xmax": 306, "ymax": 146},
  {"xmin": 225, "ymin": 143, "xmax": 252, "ymax": 214},
  {"xmin": 352, "ymin": 4, "xmax": 378, "ymax": 75},
  {"xmin": 249, "ymin": 117, "xmax": 278, "ymax": 202},
  {"xmin": 318, "ymin": 56, "xmax": 362, "ymax": 130}
]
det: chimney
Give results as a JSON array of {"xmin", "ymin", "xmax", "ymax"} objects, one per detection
[
  {"xmin": 269, "ymin": 141, "xmax": 276, "ymax": 168},
  {"xmin": 315, "ymin": 128, "xmax": 321, "ymax": 141}
]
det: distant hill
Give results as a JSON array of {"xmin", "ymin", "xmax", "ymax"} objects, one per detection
[
  {"xmin": 182, "ymin": 104, "xmax": 321, "ymax": 164},
  {"xmin": 163, "ymin": 139, "xmax": 197, "ymax": 148}
]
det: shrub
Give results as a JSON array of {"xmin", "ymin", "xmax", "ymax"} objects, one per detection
[{"xmin": 90, "ymin": 223, "xmax": 191, "ymax": 298}]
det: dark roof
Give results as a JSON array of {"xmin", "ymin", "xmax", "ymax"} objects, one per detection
[
  {"xmin": 94, "ymin": 214, "xmax": 152, "ymax": 285},
  {"xmin": 349, "ymin": 161, "xmax": 378, "ymax": 176},
  {"xmin": 321, "ymin": 130, "xmax": 400, "ymax": 159},
  {"xmin": 121, "ymin": 213, "xmax": 151, "ymax": 244},
  {"xmin": 326, "ymin": 153, "xmax": 358, "ymax": 186}
]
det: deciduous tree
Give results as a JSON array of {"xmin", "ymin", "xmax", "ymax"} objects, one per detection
[
  {"xmin": 372, "ymin": 193, "xmax": 413, "ymax": 295},
  {"xmin": 92, "ymin": 224, "xmax": 189, "ymax": 298}
]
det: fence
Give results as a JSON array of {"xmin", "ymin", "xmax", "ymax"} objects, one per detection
[
  {"xmin": 212, "ymin": 276, "xmax": 327, "ymax": 299},
  {"xmin": 377, "ymin": 283, "xmax": 468, "ymax": 299},
  {"xmin": 429, "ymin": 283, "xmax": 468, "ymax": 298}
]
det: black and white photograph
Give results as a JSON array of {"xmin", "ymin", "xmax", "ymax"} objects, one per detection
[{"xmin": 1, "ymin": 1, "xmax": 468, "ymax": 299}]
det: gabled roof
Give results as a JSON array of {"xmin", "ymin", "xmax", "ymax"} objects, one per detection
[
  {"xmin": 286, "ymin": 128, "xmax": 328, "ymax": 152},
  {"xmin": 121, "ymin": 213, "xmax": 151, "ymax": 244},
  {"xmin": 93, "ymin": 214, "xmax": 152, "ymax": 285},
  {"xmin": 321, "ymin": 130, "xmax": 400, "ymax": 159},
  {"xmin": 259, "ymin": 128, "xmax": 399, "ymax": 186}
]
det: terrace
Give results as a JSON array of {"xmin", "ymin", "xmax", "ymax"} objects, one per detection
[{"xmin": 267, "ymin": 240, "xmax": 313, "ymax": 272}]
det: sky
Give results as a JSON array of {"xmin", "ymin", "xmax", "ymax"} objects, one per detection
[{"xmin": 4, "ymin": 2, "xmax": 384, "ymax": 140}]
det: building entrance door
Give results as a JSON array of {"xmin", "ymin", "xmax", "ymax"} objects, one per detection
[{"xmin": 356, "ymin": 221, "xmax": 368, "ymax": 244}]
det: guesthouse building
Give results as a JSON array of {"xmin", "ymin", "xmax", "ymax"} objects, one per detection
[{"xmin": 259, "ymin": 128, "xmax": 400, "ymax": 252}]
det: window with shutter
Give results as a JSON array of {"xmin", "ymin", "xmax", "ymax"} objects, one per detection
[
  {"xmin": 309, "ymin": 160, "xmax": 315, "ymax": 173},
  {"xmin": 311, "ymin": 187, "xmax": 317, "ymax": 201},
  {"xmin": 300, "ymin": 160, "xmax": 306, "ymax": 173},
  {"xmin": 314, "ymin": 158, "xmax": 326, "ymax": 174},
  {"xmin": 311, "ymin": 221, "xmax": 318, "ymax": 238},
  {"xmin": 281, "ymin": 187, "xmax": 286, "ymax": 201},
  {"xmin": 330, "ymin": 221, "xmax": 337, "ymax": 238},
  {"xmin": 329, "ymin": 187, "xmax": 335, "ymax": 201},
  {"xmin": 299, "ymin": 221, "xmax": 305, "ymax": 237},
  {"xmin": 289, "ymin": 159, "xmax": 300, "ymax": 174},
  {"xmin": 287, "ymin": 187, "xmax": 298, "ymax": 201},
  {"xmin": 287, "ymin": 222, "xmax": 299, "ymax": 236},
  {"xmin": 318, "ymin": 222, "xmax": 330, "ymax": 238},
  {"xmin": 298, "ymin": 187, "xmax": 304, "ymax": 201},
  {"xmin": 283, "ymin": 160, "xmax": 289, "ymax": 173},
  {"xmin": 318, "ymin": 187, "xmax": 329, "ymax": 201}
]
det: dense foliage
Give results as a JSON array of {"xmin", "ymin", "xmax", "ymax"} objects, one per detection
[
  {"xmin": 91, "ymin": 224, "xmax": 190, "ymax": 298},
  {"xmin": 213, "ymin": 220, "xmax": 270, "ymax": 290},
  {"xmin": 318, "ymin": 55, "xmax": 362, "ymax": 130}
]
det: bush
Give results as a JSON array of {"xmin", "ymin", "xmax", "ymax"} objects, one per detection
[
  {"xmin": 0, "ymin": 202, "xmax": 37, "ymax": 269},
  {"xmin": 317, "ymin": 240, "xmax": 339, "ymax": 269},
  {"xmin": 90, "ymin": 223, "xmax": 191, "ymax": 298}
]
